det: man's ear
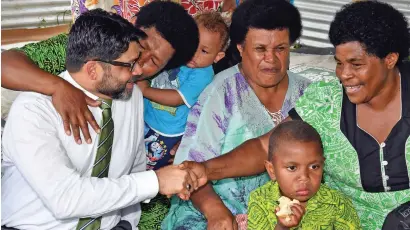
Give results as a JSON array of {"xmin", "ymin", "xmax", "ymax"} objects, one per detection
[
  {"xmin": 236, "ymin": 44, "xmax": 244, "ymax": 57},
  {"xmin": 384, "ymin": 52, "xmax": 399, "ymax": 70},
  {"xmin": 213, "ymin": 52, "xmax": 226, "ymax": 63},
  {"xmin": 265, "ymin": 160, "xmax": 276, "ymax": 181},
  {"xmin": 85, "ymin": 61, "xmax": 98, "ymax": 80}
]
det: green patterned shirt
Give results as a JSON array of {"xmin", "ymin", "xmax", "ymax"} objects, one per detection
[
  {"xmin": 15, "ymin": 33, "xmax": 68, "ymax": 76},
  {"xmin": 294, "ymin": 80, "xmax": 410, "ymax": 230},
  {"xmin": 248, "ymin": 181, "xmax": 361, "ymax": 230}
]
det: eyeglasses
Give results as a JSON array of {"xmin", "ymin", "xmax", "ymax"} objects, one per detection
[{"xmin": 93, "ymin": 58, "xmax": 139, "ymax": 72}]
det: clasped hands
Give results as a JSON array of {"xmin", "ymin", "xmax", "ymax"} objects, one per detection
[
  {"xmin": 155, "ymin": 161, "xmax": 208, "ymax": 200},
  {"xmin": 49, "ymin": 84, "xmax": 208, "ymax": 199}
]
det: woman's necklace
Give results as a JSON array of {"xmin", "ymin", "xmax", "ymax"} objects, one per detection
[
  {"xmin": 264, "ymin": 106, "xmax": 283, "ymax": 125},
  {"xmin": 238, "ymin": 63, "xmax": 285, "ymax": 125}
]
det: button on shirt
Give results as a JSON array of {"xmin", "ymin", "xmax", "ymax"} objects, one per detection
[{"xmin": 1, "ymin": 71, "xmax": 159, "ymax": 230}]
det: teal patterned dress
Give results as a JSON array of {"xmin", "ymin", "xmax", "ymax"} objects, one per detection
[{"xmin": 162, "ymin": 65, "xmax": 312, "ymax": 229}]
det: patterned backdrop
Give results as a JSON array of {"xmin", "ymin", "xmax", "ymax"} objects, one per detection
[{"xmin": 71, "ymin": 0, "xmax": 224, "ymax": 22}]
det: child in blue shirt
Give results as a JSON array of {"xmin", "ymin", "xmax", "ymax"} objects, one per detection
[{"xmin": 137, "ymin": 11, "xmax": 229, "ymax": 170}]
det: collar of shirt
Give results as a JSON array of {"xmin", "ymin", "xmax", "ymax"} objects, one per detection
[{"xmin": 60, "ymin": 71, "xmax": 99, "ymax": 101}]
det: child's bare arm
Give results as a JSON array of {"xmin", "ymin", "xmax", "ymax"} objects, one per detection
[{"xmin": 137, "ymin": 80, "xmax": 184, "ymax": 107}]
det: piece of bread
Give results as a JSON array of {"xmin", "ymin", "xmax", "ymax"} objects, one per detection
[{"xmin": 276, "ymin": 196, "xmax": 300, "ymax": 222}]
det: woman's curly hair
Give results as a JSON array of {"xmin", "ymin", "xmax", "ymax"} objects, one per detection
[
  {"xmin": 329, "ymin": 1, "xmax": 409, "ymax": 64},
  {"xmin": 230, "ymin": 0, "xmax": 302, "ymax": 45}
]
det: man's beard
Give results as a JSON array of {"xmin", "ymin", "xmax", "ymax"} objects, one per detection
[{"xmin": 97, "ymin": 71, "xmax": 138, "ymax": 100}]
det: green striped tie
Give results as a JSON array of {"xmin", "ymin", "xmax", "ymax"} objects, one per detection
[{"xmin": 76, "ymin": 99, "xmax": 114, "ymax": 230}]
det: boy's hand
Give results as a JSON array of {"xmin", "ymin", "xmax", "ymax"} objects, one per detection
[
  {"xmin": 136, "ymin": 80, "xmax": 150, "ymax": 94},
  {"xmin": 275, "ymin": 203, "xmax": 305, "ymax": 229},
  {"xmin": 168, "ymin": 140, "xmax": 181, "ymax": 164}
]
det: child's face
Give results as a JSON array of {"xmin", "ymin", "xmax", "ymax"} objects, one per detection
[
  {"xmin": 187, "ymin": 25, "xmax": 225, "ymax": 68},
  {"xmin": 265, "ymin": 140, "xmax": 324, "ymax": 204}
]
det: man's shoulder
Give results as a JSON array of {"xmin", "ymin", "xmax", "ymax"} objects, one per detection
[
  {"xmin": 3, "ymin": 92, "xmax": 59, "ymax": 148},
  {"xmin": 12, "ymin": 91, "xmax": 53, "ymax": 109},
  {"xmin": 6, "ymin": 92, "xmax": 56, "ymax": 124}
]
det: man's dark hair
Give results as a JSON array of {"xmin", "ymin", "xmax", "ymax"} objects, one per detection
[
  {"xmin": 136, "ymin": 1, "xmax": 199, "ymax": 70},
  {"xmin": 66, "ymin": 9, "xmax": 146, "ymax": 72},
  {"xmin": 230, "ymin": 0, "xmax": 302, "ymax": 46},
  {"xmin": 329, "ymin": 1, "xmax": 409, "ymax": 65},
  {"xmin": 268, "ymin": 120, "xmax": 323, "ymax": 161}
]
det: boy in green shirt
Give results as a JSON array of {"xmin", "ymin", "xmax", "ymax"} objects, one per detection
[{"xmin": 247, "ymin": 120, "xmax": 360, "ymax": 230}]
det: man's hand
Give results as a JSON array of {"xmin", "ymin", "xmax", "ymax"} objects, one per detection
[
  {"xmin": 155, "ymin": 165, "xmax": 196, "ymax": 200},
  {"xmin": 275, "ymin": 204, "xmax": 305, "ymax": 229},
  {"xmin": 52, "ymin": 80, "xmax": 101, "ymax": 144},
  {"xmin": 206, "ymin": 205, "xmax": 238, "ymax": 230},
  {"xmin": 179, "ymin": 161, "xmax": 208, "ymax": 189},
  {"xmin": 136, "ymin": 80, "xmax": 150, "ymax": 94}
]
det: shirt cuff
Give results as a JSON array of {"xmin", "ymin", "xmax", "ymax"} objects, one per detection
[
  {"xmin": 132, "ymin": 170, "xmax": 159, "ymax": 202},
  {"xmin": 176, "ymin": 90, "xmax": 192, "ymax": 108}
]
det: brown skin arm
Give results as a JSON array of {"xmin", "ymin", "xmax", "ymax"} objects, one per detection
[
  {"xmin": 1, "ymin": 50, "xmax": 63, "ymax": 94},
  {"xmin": 1, "ymin": 50, "xmax": 101, "ymax": 144},
  {"xmin": 142, "ymin": 88, "xmax": 184, "ymax": 107},
  {"xmin": 180, "ymin": 118, "xmax": 296, "ymax": 228},
  {"xmin": 191, "ymin": 183, "xmax": 237, "ymax": 229},
  {"xmin": 204, "ymin": 116, "xmax": 292, "ymax": 181},
  {"xmin": 137, "ymin": 80, "xmax": 184, "ymax": 107}
]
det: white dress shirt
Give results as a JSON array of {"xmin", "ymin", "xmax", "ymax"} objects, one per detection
[{"xmin": 1, "ymin": 71, "xmax": 159, "ymax": 230}]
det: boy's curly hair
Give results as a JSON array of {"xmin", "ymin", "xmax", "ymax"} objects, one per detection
[{"xmin": 195, "ymin": 11, "xmax": 230, "ymax": 52}]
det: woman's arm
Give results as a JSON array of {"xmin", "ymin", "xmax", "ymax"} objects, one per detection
[
  {"xmin": 2, "ymin": 33, "xmax": 68, "ymax": 91},
  {"xmin": 191, "ymin": 183, "xmax": 238, "ymax": 229},
  {"xmin": 2, "ymin": 50, "xmax": 65, "ymax": 94},
  {"xmin": 182, "ymin": 117, "xmax": 292, "ymax": 182},
  {"xmin": 205, "ymin": 133, "xmax": 269, "ymax": 181}
]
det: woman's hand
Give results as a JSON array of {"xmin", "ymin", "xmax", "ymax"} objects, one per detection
[
  {"xmin": 275, "ymin": 204, "xmax": 305, "ymax": 229},
  {"xmin": 206, "ymin": 205, "xmax": 238, "ymax": 230},
  {"xmin": 179, "ymin": 161, "xmax": 208, "ymax": 189},
  {"xmin": 52, "ymin": 80, "xmax": 101, "ymax": 144}
]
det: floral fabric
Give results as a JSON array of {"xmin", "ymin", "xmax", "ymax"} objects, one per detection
[{"xmin": 71, "ymin": 0, "xmax": 223, "ymax": 22}]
